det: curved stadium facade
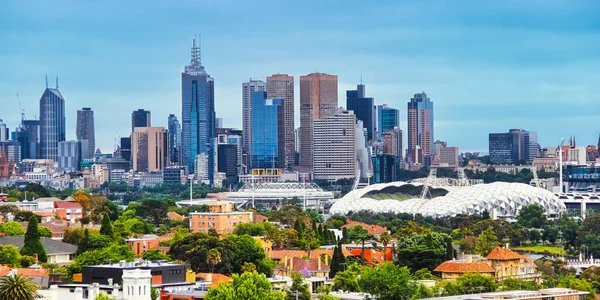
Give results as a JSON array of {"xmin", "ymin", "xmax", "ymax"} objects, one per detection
[{"xmin": 329, "ymin": 181, "xmax": 566, "ymax": 218}]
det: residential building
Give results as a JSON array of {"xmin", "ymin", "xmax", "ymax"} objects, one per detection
[
  {"xmin": 80, "ymin": 261, "xmax": 187, "ymax": 288},
  {"xmin": 131, "ymin": 109, "xmax": 151, "ymax": 132},
  {"xmin": 340, "ymin": 220, "xmax": 389, "ymax": 238},
  {"xmin": 16, "ymin": 120, "xmax": 40, "ymax": 159},
  {"xmin": 267, "ymin": 74, "xmax": 295, "ymax": 169},
  {"xmin": 567, "ymin": 147, "xmax": 587, "ymax": 165},
  {"xmin": 194, "ymin": 153, "xmax": 209, "ymax": 184},
  {"xmin": 54, "ymin": 201, "xmax": 84, "ymax": 222},
  {"xmin": 299, "ymin": 72, "xmax": 338, "ymax": 170},
  {"xmin": 132, "ymin": 127, "xmax": 168, "ymax": 172},
  {"xmin": 346, "ymin": 83, "xmax": 375, "ymax": 141},
  {"xmin": 76, "ymin": 108, "xmax": 95, "ymax": 159},
  {"xmin": 181, "ymin": 37, "xmax": 216, "ymax": 183},
  {"xmin": 0, "ymin": 236, "xmax": 77, "ymax": 264},
  {"xmin": 407, "ymin": 92, "xmax": 433, "ymax": 164},
  {"xmin": 39, "ymin": 78, "xmax": 66, "ymax": 161},
  {"xmin": 58, "ymin": 140, "xmax": 82, "ymax": 172},
  {"xmin": 313, "ymin": 109, "xmax": 356, "ymax": 181},
  {"xmin": 533, "ymin": 157, "xmax": 558, "ymax": 172},
  {"xmin": 242, "ymin": 79, "xmax": 266, "ymax": 165},
  {"xmin": 189, "ymin": 201, "xmax": 252, "ymax": 234},
  {"xmin": 251, "ymin": 91, "xmax": 283, "ymax": 169},
  {"xmin": 377, "ymin": 104, "xmax": 399, "ymax": 142},
  {"xmin": 126, "ymin": 234, "xmax": 163, "ymax": 256},
  {"xmin": 167, "ymin": 114, "xmax": 181, "ymax": 164},
  {"xmin": 274, "ymin": 256, "xmax": 330, "ymax": 278}
]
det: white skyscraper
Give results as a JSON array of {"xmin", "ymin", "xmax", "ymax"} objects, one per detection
[{"xmin": 313, "ymin": 109, "xmax": 357, "ymax": 181}]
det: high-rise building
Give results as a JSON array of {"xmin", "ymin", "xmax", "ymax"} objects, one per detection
[
  {"xmin": 76, "ymin": 107, "xmax": 95, "ymax": 159},
  {"xmin": 16, "ymin": 120, "xmax": 40, "ymax": 160},
  {"xmin": 489, "ymin": 129, "xmax": 539, "ymax": 164},
  {"xmin": 215, "ymin": 118, "xmax": 223, "ymax": 129},
  {"xmin": 181, "ymin": 37, "xmax": 216, "ymax": 182},
  {"xmin": 131, "ymin": 109, "xmax": 151, "ymax": 131},
  {"xmin": 313, "ymin": 109, "xmax": 356, "ymax": 181},
  {"xmin": 266, "ymin": 74, "xmax": 295, "ymax": 169},
  {"xmin": 377, "ymin": 105, "xmax": 399, "ymax": 142},
  {"xmin": 251, "ymin": 91, "xmax": 283, "ymax": 170},
  {"xmin": 132, "ymin": 127, "xmax": 168, "ymax": 172},
  {"xmin": 299, "ymin": 73, "xmax": 338, "ymax": 169},
  {"xmin": 168, "ymin": 114, "xmax": 181, "ymax": 164},
  {"xmin": 0, "ymin": 141, "xmax": 21, "ymax": 165},
  {"xmin": 0, "ymin": 119, "xmax": 8, "ymax": 142},
  {"xmin": 120, "ymin": 137, "xmax": 132, "ymax": 162},
  {"xmin": 346, "ymin": 84, "xmax": 375, "ymax": 141},
  {"xmin": 407, "ymin": 92, "xmax": 434, "ymax": 164},
  {"xmin": 217, "ymin": 143, "xmax": 238, "ymax": 183},
  {"xmin": 242, "ymin": 79, "xmax": 266, "ymax": 167},
  {"xmin": 58, "ymin": 140, "xmax": 82, "ymax": 172},
  {"xmin": 39, "ymin": 78, "xmax": 66, "ymax": 161},
  {"xmin": 382, "ymin": 127, "xmax": 403, "ymax": 158}
]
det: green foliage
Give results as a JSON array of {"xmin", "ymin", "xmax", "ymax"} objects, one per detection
[
  {"xmin": 413, "ymin": 268, "xmax": 436, "ymax": 280},
  {"xmin": 205, "ymin": 271, "xmax": 285, "ymax": 300},
  {"xmin": 0, "ymin": 273, "xmax": 40, "ymax": 300},
  {"xmin": 76, "ymin": 229, "xmax": 114, "ymax": 255},
  {"xmin": 329, "ymin": 242, "xmax": 346, "ymax": 278},
  {"xmin": 347, "ymin": 225, "xmax": 372, "ymax": 265},
  {"xmin": 207, "ymin": 249, "xmax": 222, "ymax": 273},
  {"xmin": 38, "ymin": 226, "xmax": 53, "ymax": 238},
  {"xmin": 136, "ymin": 198, "xmax": 169, "ymax": 226},
  {"xmin": 499, "ymin": 278, "xmax": 541, "ymax": 291},
  {"xmin": 142, "ymin": 249, "xmax": 170, "ymax": 261},
  {"xmin": 332, "ymin": 269, "xmax": 360, "ymax": 292},
  {"xmin": 20, "ymin": 256, "xmax": 36, "ymax": 267},
  {"xmin": 435, "ymin": 273, "xmax": 496, "ymax": 296},
  {"xmin": 0, "ymin": 221, "xmax": 25, "ymax": 236},
  {"xmin": 63, "ymin": 228, "xmax": 88, "ymax": 245},
  {"xmin": 65, "ymin": 244, "xmax": 135, "ymax": 282},
  {"xmin": 21, "ymin": 215, "xmax": 47, "ymax": 262},
  {"xmin": 517, "ymin": 204, "xmax": 546, "ymax": 228},
  {"xmin": 0, "ymin": 244, "xmax": 22, "ymax": 266},
  {"xmin": 474, "ymin": 226, "xmax": 499, "ymax": 256},
  {"xmin": 358, "ymin": 262, "xmax": 417, "ymax": 300},
  {"xmin": 99, "ymin": 212, "xmax": 114, "ymax": 237},
  {"xmin": 233, "ymin": 223, "xmax": 267, "ymax": 236},
  {"xmin": 287, "ymin": 273, "xmax": 310, "ymax": 300},
  {"xmin": 95, "ymin": 294, "xmax": 116, "ymax": 300},
  {"xmin": 396, "ymin": 231, "xmax": 452, "ymax": 272},
  {"xmin": 226, "ymin": 234, "xmax": 275, "ymax": 276}
]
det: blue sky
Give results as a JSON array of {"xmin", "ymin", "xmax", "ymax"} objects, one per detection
[{"xmin": 1, "ymin": 0, "xmax": 599, "ymax": 153}]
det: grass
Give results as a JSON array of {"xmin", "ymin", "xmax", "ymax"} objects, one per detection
[{"xmin": 512, "ymin": 245, "xmax": 566, "ymax": 255}]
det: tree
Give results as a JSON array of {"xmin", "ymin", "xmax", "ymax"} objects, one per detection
[
  {"xmin": 287, "ymin": 272, "xmax": 311, "ymax": 300},
  {"xmin": 169, "ymin": 232, "xmax": 235, "ymax": 275},
  {"xmin": 207, "ymin": 249, "xmax": 222, "ymax": 274},
  {"xmin": 76, "ymin": 229, "xmax": 114, "ymax": 255},
  {"xmin": 63, "ymin": 228, "xmax": 89, "ymax": 245},
  {"xmin": 99, "ymin": 212, "xmax": 114, "ymax": 238},
  {"xmin": 38, "ymin": 226, "xmax": 53, "ymax": 238},
  {"xmin": 329, "ymin": 242, "xmax": 346, "ymax": 278},
  {"xmin": 227, "ymin": 235, "xmax": 274, "ymax": 276},
  {"xmin": 205, "ymin": 271, "xmax": 285, "ymax": 300},
  {"xmin": 347, "ymin": 225, "xmax": 372, "ymax": 265},
  {"xmin": 0, "ymin": 221, "xmax": 25, "ymax": 236},
  {"xmin": 517, "ymin": 204, "xmax": 546, "ymax": 228},
  {"xmin": 72, "ymin": 190, "xmax": 92, "ymax": 214},
  {"xmin": 0, "ymin": 274, "xmax": 40, "ymax": 300},
  {"xmin": 333, "ymin": 268, "xmax": 360, "ymax": 292},
  {"xmin": 396, "ymin": 232, "xmax": 452, "ymax": 272},
  {"xmin": 142, "ymin": 249, "xmax": 170, "ymax": 261},
  {"xmin": 499, "ymin": 278, "xmax": 540, "ymax": 291},
  {"xmin": 136, "ymin": 199, "xmax": 169, "ymax": 226},
  {"xmin": 455, "ymin": 273, "xmax": 497, "ymax": 294},
  {"xmin": 95, "ymin": 294, "xmax": 116, "ymax": 300},
  {"xmin": 413, "ymin": 268, "xmax": 436, "ymax": 280},
  {"xmin": 379, "ymin": 231, "xmax": 392, "ymax": 248},
  {"xmin": 358, "ymin": 262, "xmax": 417, "ymax": 300},
  {"xmin": 474, "ymin": 226, "xmax": 499, "ymax": 256},
  {"xmin": 0, "ymin": 245, "xmax": 22, "ymax": 266},
  {"xmin": 20, "ymin": 215, "xmax": 47, "ymax": 262},
  {"xmin": 65, "ymin": 244, "xmax": 135, "ymax": 282}
]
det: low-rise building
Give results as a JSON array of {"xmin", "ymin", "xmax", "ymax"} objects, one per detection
[
  {"xmin": 0, "ymin": 236, "xmax": 77, "ymax": 264},
  {"xmin": 189, "ymin": 201, "xmax": 252, "ymax": 234}
]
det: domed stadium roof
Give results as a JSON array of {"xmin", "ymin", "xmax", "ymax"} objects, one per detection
[{"xmin": 329, "ymin": 181, "xmax": 565, "ymax": 218}]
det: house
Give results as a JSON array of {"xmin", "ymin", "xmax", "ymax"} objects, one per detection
[
  {"xmin": 0, "ymin": 236, "xmax": 78, "ymax": 264},
  {"xmin": 253, "ymin": 214, "xmax": 268, "ymax": 223},
  {"xmin": 20, "ymin": 221, "xmax": 68, "ymax": 240},
  {"xmin": 347, "ymin": 246, "xmax": 394, "ymax": 266},
  {"xmin": 0, "ymin": 265, "xmax": 49, "ymax": 287},
  {"xmin": 167, "ymin": 212, "xmax": 184, "ymax": 222},
  {"xmin": 35, "ymin": 211, "xmax": 56, "ymax": 223},
  {"xmin": 54, "ymin": 201, "xmax": 83, "ymax": 222},
  {"xmin": 340, "ymin": 220, "xmax": 389, "ymax": 238},
  {"xmin": 268, "ymin": 249, "xmax": 352, "ymax": 262},
  {"xmin": 434, "ymin": 256, "xmax": 496, "ymax": 280},
  {"xmin": 126, "ymin": 234, "xmax": 161, "ymax": 256},
  {"xmin": 274, "ymin": 256, "xmax": 330, "ymax": 278}
]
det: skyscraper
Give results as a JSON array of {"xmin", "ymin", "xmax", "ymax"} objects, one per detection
[
  {"xmin": 299, "ymin": 73, "xmax": 338, "ymax": 169},
  {"xmin": 346, "ymin": 83, "xmax": 375, "ymax": 141},
  {"xmin": 16, "ymin": 120, "xmax": 40, "ymax": 159},
  {"xmin": 407, "ymin": 92, "xmax": 434, "ymax": 164},
  {"xmin": 132, "ymin": 127, "xmax": 168, "ymax": 172},
  {"xmin": 313, "ymin": 109, "xmax": 356, "ymax": 181},
  {"xmin": 76, "ymin": 107, "xmax": 95, "ymax": 159},
  {"xmin": 58, "ymin": 140, "xmax": 82, "ymax": 172},
  {"xmin": 266, "ymin": 74, "xmax": 295, "ymax": 169},
  {"xmin": 39, "ymin": 77, "xmax": 66, "ymax": 161},
  {"xmin": 242, "ymin": 79, "xmax": 266, "ymax": 167},
  {"xmin": 489, "ymin": 128, "xmax": 539, "ymax": 164},
  {"xmin": 0, "ymin": 119, "xmax": 8, "ymax": 142},
  {"xmin": 168, "ymin": 114, "xmax": 181, "ymax": 164},
  {"xmin": 377, "ymin": 104, "xmax": 399, "ymax": 142},
  {"xmin": 181, "ymin": 37, "xmax": 216, "ymax": 182},
  {"xmin": 251, "ymin": 91, "xmax": 283, "ymax": 169},
  {"xmin": 131, "ymin": 109, "xmax": 151, "ymax": 131}
]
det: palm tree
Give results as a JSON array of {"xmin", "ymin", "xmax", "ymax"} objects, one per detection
[
  {"xmin": 206, "ymin": 249, "xmax": 222, "ymax": 274},
  {"xmin": 0, "ymin": 274, "xmax": 40, "ymax": 300},
  {"xmin": 379, "ymin": 231, "xmax": 392, "ymax": 248}
]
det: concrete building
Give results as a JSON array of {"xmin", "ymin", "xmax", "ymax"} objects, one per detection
[
  {"xmin": 217, "ymin": 142, "xmax": 238, "ymax": 183},
  {"xmin": 242, "ymin": 79, "xmax": 266, "ymax": 166},
  {"xmin": 299, "ymin": 73, "xmax": 338, "ymax": 170},
  {"xmin": 131, "ymin": 109, "xmax": 151, "ymax": 132},
  {"xmin": 313, "ymin": 109, "xmax": 356, "ymax": 181},
  {"xmin": 132, "ymin": 127, "xmax": 168, "ymax": 172},
  {"xmin": 76, "ymin": 108, "xmax": 95, "ymax": 159},
  {"xmin": 382, "ymin": 127, "xmax": 402, "ymax": 158},
  {"xmin": 39, "ymin": 79, "xmax": 66, "ymax": 161},
  {"xmin": 189, "ymin": 201, "xmax": 253, "ymax": 234},
  {"xmin": 407, "ymin": 92, "xmax": 433, "ymax": 165},
  {"xmin": 438, "ymin": 146, "xmax": 459, "ymax": 168},
  {"xmin": 194, "ymin": 153, "xmax": 209, "ymax": 184},
  {"xmin": 267, "ymin": 74, "xmax": 295, "ymax": 169},
  {"xmin": 57, "ymin": 140, "xmax": 82, "ymax": 172},
  {"xmin": 163, "ymin": 166, "xmax": 186, "ymax": 185},
  {"xmin": 346, "ymin": 83, "xmax": 375, "ymax": 141}
]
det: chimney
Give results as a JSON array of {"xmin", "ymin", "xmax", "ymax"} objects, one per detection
[
  {"xmin": 73, "ymin": 287, "xmax": 83, "ymax": 300},
  {"xmin": 290, "ymin": 257, "xmax": 294, "ymax": 271},
  {"xmin": 318, "ymin": 258, "xmax": 322, "ymax": 271},
  {"xmin": 466, "ymin": 255, "xmax": 472, "ymax": 263},
  {"xmin": 505, "ymin": 243, "xmax": 509, "ymax": 250},
  {"xmin": 205, "ymin": 273, "xmax": 213, "ymax": 283}
]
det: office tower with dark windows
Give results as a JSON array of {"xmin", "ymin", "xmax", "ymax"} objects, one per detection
[
  {"xmin": 242, "ymin": 79, "xmax": 266, "ymax": 168},
  {"xmin": 251, "ymin": 91, "xmax": 283, "ymax": 169},
  {"xmin": 168, "ymin": 114, "xmax": 181, "ymax": 164},
  {"xmin": 76, "ymin": 107, "xmax": 95, "ymax": 159},
  {"xmin": 39, "ymin": 78, "xmax": 66, "ymax": 161},
  {"xmin": 377, "ymin": 104, "xmax": 399, "ymax": 142},
  {"xmin": 217, "ymin": 142, "xmax": 239, "ymax": 183},
  {"xmin": 407, "ymin": 92, "xmax": 434, "ymax": 164},
  {"xmin": 181, "ymin": 37, "xmax": 216, "ymax": 182},
  {"xmin": 299, "ymin": 73, "xmax": 338, "ymax": 170},
  {"xmin": 120, "ymin": 137, "xmax": 132, "ymax": 162},
  {"xmin": 16, "ymin": 120, "xmax": 40, "ymax": 160},
  {"xmin": 346, "ymin": 83, "xmax": 375, "ymax": 141},
  {"xmin": 58, "ymin": 140, "xmax": 82, "ymax": 172},
  {"xmin": 132, "ymin": 127, "xmax": 168, "ymax": 172},
  {"xmin": 131, "ymin": 109, "xmax": 151, "ymax": 131},
  {"xmin": 266, "ymin": 74, "xmax": 295, "ymax": 169},
  {"xmin": 489, "ymin": 128, "xmax": 539, "ymax": 164}
]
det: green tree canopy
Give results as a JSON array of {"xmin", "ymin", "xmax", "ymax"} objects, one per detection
[
  {"xmin": 226, "ymin": 234, "xmax": 275, "ymax": 276},
  {"xmin": 142, "ymin": 249, "xmax": 170, "ymax": 261},
  {"xmin": 76, "ymin": 229, "xmax": 114, "ymax": 255},
  {"xmin": 20, "ymin": 215, "xmax": 47, "ymax": 263},
  {"xmin": 136, "ymin": 198, "xmax": 169, "ymax": 226},
  {"xmin": 0, "ymin": 245, "xmax": 22, "ymax": 266},
  {"xmin": 329, "ymin": 242, "xmax": 346, "ymax": 278},
  {"xmin": 99, "ymin": 212, "xmax": 114, "ymax": 237},
  {"xmin": 287, "ymin": 273, "xmax": 310, "ymax": 300},
  {"xmin": 358, "ymin": 262, "xmax": 417, "ymax": 300},
  {"xmin": 474, "ymin": 226, "xmax": 499, "ymax": 256},
  {"xmin": 396, "ymin": 231, "xmax": 453, "ymax": 272},
  {"xmin": 0, "ymin": 221, "xmax": 25, "ymax": 236},
  {"xmin": 38, "ymin": 226, "xmax": 53, "ymax": 238},
  {"xmin": 517, "ymin": 204, "xmax": 546, "ymax": 228},
  {"xmin": 204, "ymin": 271, "xmax": 285, "ymax": 300},
  {"xmin": 65, "ymin": 244, "xmax": 135, "ymax": 282}
]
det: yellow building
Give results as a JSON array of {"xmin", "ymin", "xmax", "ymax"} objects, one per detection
[
  {"xmin": 274, "ymin": 256, "xmax": 330, "ymax": 278},
  {"xmin": 189, "ymin": 201, "xmax": 253, "ymax": 234}
]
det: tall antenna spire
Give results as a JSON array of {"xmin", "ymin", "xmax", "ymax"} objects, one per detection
[
  {"xmin": 55, "ymin": 74, "xmax": 59, "ymax": 89},
  {"xmin": 199, "ymin": 33, "xmax": 202, "ymax": 65},
  {"xmin": 45, "ymin": 74, "xmax": 48, "ymax": 89}
]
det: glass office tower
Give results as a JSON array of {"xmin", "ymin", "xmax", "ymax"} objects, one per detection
[{"xmin": 251, "ymin": 91, "xmax": 282, "ymax": 169}]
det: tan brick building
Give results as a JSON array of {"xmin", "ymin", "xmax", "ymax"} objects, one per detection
[{"xmin": 189, "ymin": 201, "xmax": 252, "ymax": 234}]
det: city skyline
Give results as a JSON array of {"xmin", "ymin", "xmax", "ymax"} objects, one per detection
[{"xmin": 1, "ymin": 0, "xmax": 599, "ymax": 153}]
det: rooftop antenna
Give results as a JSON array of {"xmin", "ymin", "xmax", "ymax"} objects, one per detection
[
  {"xmin": 55, "ymin": 75, "xmax": 59, "ymax": 89},
  {"xmin": 198, "ymin": 33, "xmax": 202, "ymax": 65},
  {"xmin": 45, "ymin": 74, "xmax": 48, "ymax": 89}
]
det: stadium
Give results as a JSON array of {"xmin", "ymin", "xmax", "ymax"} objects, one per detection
[{"xmin": 329, "ymin": 181, "xmax": 566, "ymax": 218}]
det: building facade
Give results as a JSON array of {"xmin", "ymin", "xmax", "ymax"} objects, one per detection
[
  {"xmin": 377, "ymin": 104, "xmax": 399, "ymax": 142},
  {"xmin": 266, "ymin": 74, "xmax": 295, "ymax": 169},
  {"xmin": 251, "ymin": 91, "xmax": 283, "ymax": 170},
  {"xmin": 131, "ymin": 109, "xmax": 151, "ymax": 132},
  {"xmin": 181, "ymin": 37, "xmax": 216, "ymax": 182},
  {"xmin": 189, "ymin": 201, "xmax": 253, "ymax": 234},
  {"xmin": 39, "ymin": 82, "xmax": 66, "ymax": 161},
  {"xmin": 313, "ymin": 109, "xmax": 356, "ymax": 181},
  {"xmin": 489, "ymin": 129, "xmax": 539, "ymax": 164},
  {"xmin": 346, "ymin": 83, "xmax": 375, "ymax": 141},
  {"xmin": 242, "ymin": 79, "xmax": 266, "ymax": 167},
  {"xmin": 382, "ymin": 128, "xmax": 403, "ymax": 158},
  {"xmin": 76, "ymin": 107, "xmax": 95, "ymax": 159},
  {"xmin": 167, "ymin": 114, "xmax": 181, "ymax": 164},
  {"xmin": 0, "ymin": 119, "xmax": 8, "ymax": 142},
  {"xmin": 407, "ymin": 92, "xmax": 433, "ymax": 164},
  {"xmin": 299, "ymin": 73, "xmax": 338, "ymax": 170},
  {"xmin": 58, "ymin": 140, "xmax": 82, "ymax": 172},
  {"xmin": 217, "ymin": 143, "xmax": 238, "ymax": 183},
  {"xmin": 16, "ymin": 120, "xmax": 40, "ymax": 160},
  {"xmin": 132, "ymin": 127, "xmax": 168, "ymax": 172}
]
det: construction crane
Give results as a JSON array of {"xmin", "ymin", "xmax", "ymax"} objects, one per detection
[{"xmin": 16, "ymin": 93, "xmax": 26, "ymax": 122}]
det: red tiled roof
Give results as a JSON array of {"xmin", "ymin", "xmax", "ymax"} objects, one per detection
[
  {"xmin": 486, "ymin": 246, "xmax": 525, "ymax": 261},
  {"xmin": 341, "ymin": 220, "xmax": 388, "ymax": 236},
  {"xmin": 434, "ymin": 261, "xmax": 496, "ymax": 273},
  {"xmin": 254, "ymin": 215, "xmax": 268, "ymax": 223},
  {"xmin": 0, "ymin": 265, "xmax": 48, "ymax": 277},
  {"xmin": 54, "ymin": 201, "xmax": 83, "ymax": 209}
]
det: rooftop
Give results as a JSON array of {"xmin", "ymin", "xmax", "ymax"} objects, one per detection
[
  {"xmin": 486, "ymin": 246, "xmax": 526, "ymax": 261},
  {"xmin": 0, "ymin": 237, "xmax": 77, "ymax": 255},
  {"xmin": 434, "ymin": 261, "xmax": 495, "ymax": 274}
]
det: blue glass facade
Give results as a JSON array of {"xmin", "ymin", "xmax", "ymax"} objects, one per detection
[
  {"xmin": 346, "ymin": 84, "xmax": 375, "ymax": 141},
  {"xmin": 251, "ymin": 91, "xmax": 282, "ymax": 169},
  {"xmin": 39, "ymin": 88, "xmax": 65, "ymax": 161},
  {"xmin": 377, "ymin": 105, "xmax": 399, "ymax": 141}
]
